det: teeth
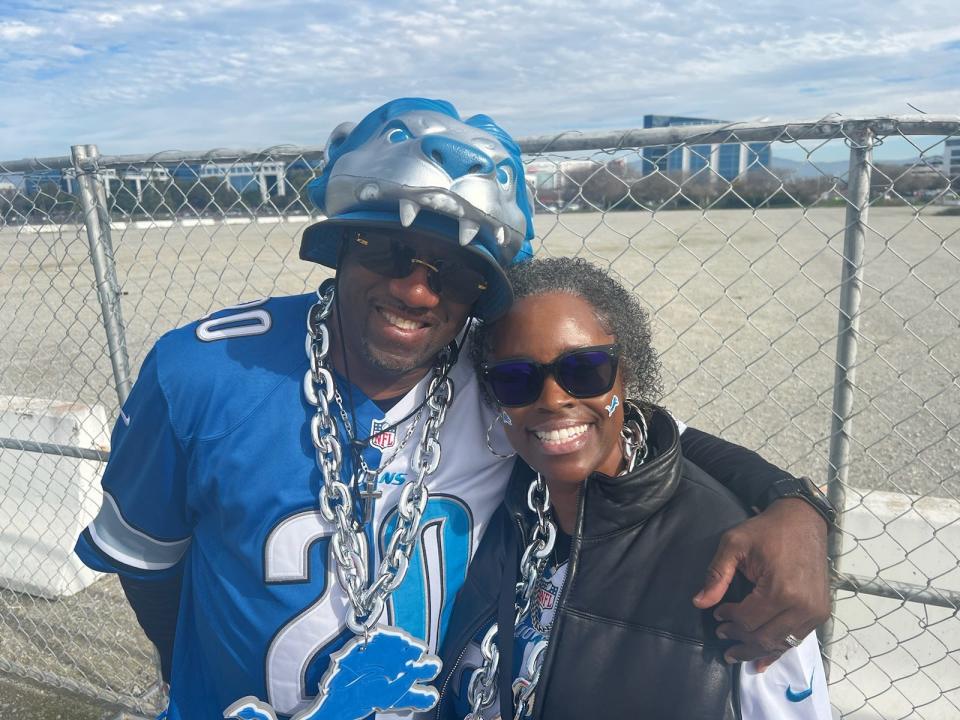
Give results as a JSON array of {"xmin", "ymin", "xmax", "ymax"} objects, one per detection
[
  {"xmin": 399, "ymin": 198, "xmax": 420, "ymax": 228},
  {"xmin": 534, "ymin": 424, "xmax": 589, "ymax": 443},
  {"xmin": 459, "ymin": 219, "xmax": 480, "ymax": 246},
  {"xmin": 495, "ymin": 226, "xmax": 506, "ymax": 245},
  {"xmin": 381, "ymin": 308, "xmax": 421, "ymax": 331}
]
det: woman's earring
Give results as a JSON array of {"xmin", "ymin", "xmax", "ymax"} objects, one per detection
[
  {"xmin": 486, "ymin": 411, "xmax": 516, "ymax": 459},
  {"xmin": 621, "ymin": 405, "xmax": 648, "ymax": 471}
]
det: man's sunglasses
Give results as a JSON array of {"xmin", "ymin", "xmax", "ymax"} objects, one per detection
[
  {"xmin": 482, "ymin": 344, "xmax": 620, "ymax": 407},
  {"xmin": 346, "ymin": 230, "xmax": 488, "ymax": 306}
]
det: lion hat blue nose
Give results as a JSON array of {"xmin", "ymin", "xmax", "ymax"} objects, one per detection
[
  {"xmin": 419, "ymin": 135, "xmax": 496, "ymax": 178},
  {"xmin": 300, "ymin": 97, "xmax": 535, "ymax": 321}
]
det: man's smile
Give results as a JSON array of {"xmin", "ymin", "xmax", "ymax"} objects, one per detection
[
  {"xmin": 377, "ymin": 306, "xmax": 431, "ymax": 332},
  {"xmin": 374, "ymin": 305, "xmax": 434, "ymax": 333}
]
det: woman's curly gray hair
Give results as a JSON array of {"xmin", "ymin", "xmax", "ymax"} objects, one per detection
[{"xmin": 470, "ymin": 256, "xmax": 663, "ymax": 405}]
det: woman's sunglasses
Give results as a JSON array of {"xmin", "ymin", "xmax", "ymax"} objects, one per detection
[
  {"xmin": 346, "ymin": 230, "xmax": 488, "ymax": 306},
  {"xmin": 482, "ymin": 344, "xmax": 620, "ymax": 407}
]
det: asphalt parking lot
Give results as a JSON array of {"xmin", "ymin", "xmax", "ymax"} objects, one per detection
[{"xmin": 2, "ymin": 205, "xmax": 957, "ymax": 717}]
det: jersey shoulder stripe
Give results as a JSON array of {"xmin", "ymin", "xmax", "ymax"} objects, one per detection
[{"xmin": 154, "ymin": 293, "xmax": 314, "ymax": 443}]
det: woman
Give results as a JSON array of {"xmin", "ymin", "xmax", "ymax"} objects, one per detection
[{"xmin": 434, "ymin": 257, "xmax": 831, "ymax": 719}]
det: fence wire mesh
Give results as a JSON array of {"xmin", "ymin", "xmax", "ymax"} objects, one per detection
[{"xmin": 1, "ymin": 116, "xmax": 958, "ymax": 719}]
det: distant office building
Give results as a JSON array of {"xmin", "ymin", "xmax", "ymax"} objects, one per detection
[
  {"xmin": 174, "ymin": 161, "xmax": 287, "ymax": 194},
  {"xmin": 202, "ymin": 161, "xmax": 287, "ymax": 198},
  {"xmin": 641, "ymin": 115, "xmax": 772, "ymax": 180},
  {"xmin": 24, "ymin": 169, "xmax": 74, "ymax": 195},
  {"xmin": 104, "ymin": 166, "xmax": 172, "ymax": 201},
  {"xmin": 171, "ymin": 160, "xmax": 288, "ymax": 202},
  {"xmin": 17, "ymin": 161, "xmax": 293, "ymax": 204},
  {"xmin": 946, "ymin": 138, "xmax": 960, "ymax": 178}
]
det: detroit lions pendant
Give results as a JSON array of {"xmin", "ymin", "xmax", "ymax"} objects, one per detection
[{"xmin": 224, "ymin": 626, "xmax": 442, "ymax": 720}]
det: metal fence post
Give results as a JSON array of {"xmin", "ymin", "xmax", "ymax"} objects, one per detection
[
  {"xmin": 820, "ymin": 128, "xmax": 874, "ymax": 669},
  {"xmin": 71, "ymin": 144, "xmax": 132, "ymax": 406}
]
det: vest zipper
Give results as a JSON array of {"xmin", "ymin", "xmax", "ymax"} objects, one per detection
[
  {"xmin": 434, "ymin": 609, "xmax": 497, "ymax": 719},
  {"xmin": 529, "ymin": 482, "xmax": 586, "ymax": 719}
]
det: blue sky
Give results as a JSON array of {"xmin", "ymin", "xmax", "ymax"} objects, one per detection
[{"xmin": 1, "ymin": 0, "xmax": 959, "ymax": 162}]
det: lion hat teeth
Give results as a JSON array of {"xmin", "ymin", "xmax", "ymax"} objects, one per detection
[{"xmin": 299, "ymin": 97, "xmax": 535, "ymax": 322}]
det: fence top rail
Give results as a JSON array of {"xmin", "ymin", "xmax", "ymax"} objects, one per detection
[
  {"xmin": 516, "ymin": 114, "xmax": 960, "ymax": 153},
  {"xmin": 3, "ymin": 114, "xmax": 959, "ymax": 173},
  {"xmin": 0, "ymin": 145, "xmax": 329, "ymax": 174}
]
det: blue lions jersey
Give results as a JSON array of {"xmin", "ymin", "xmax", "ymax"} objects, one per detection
[{"xmin": 75, "ymin": 293, "xmax": 512, "ymax": 720}]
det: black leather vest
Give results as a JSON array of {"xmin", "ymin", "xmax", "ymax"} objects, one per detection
[{"xmin": 435, "ymin": 408, "xmax": 751, "ymax": 720}]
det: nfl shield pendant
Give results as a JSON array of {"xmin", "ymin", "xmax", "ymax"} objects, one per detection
[{"xmin": 224, "ymin": 627, "xmax": 441, "ymax": 720}]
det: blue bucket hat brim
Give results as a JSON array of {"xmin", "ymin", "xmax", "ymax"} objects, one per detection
[{"xmin": 300, "ymin": 210, "xmax": 514, "ymax": 322}]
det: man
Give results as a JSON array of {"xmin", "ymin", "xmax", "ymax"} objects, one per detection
[{"xmin": 75, "ymin": 98, "xmax": 834, "ymax": 720}]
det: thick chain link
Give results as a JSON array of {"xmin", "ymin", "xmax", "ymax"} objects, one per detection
[
  {"xmin": 465, "ymin": 473, "xmax": 555, "ymax": 720},
  {"xmin": 304, "ymin": 282, "xmax": 454, "ymax": 635}
]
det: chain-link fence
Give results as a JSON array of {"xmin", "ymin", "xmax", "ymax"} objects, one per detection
[{"xmin": 1, "ymin": 115, "xmax": 958, "ymax": 719}]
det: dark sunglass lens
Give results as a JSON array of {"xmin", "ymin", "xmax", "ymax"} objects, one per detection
[
  {"xmin": 352, "ymin": 232, "xmax": 487, "ymax": 305},
  {"xmin": 486, "ymin": 361, "xmax": 541, "ymax": 406},
  {"xmin": 351, "ymin": 233, "xmax": 397, "ymax": 275},
  {"xmin": 427, "ymin": 261, "xmax": 487, "ymax": 306},
  {"xmin": 557, "ymin": 350, "xmax": 616, "ymax": 397}
]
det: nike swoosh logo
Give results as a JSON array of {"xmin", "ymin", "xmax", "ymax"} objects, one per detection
[
  {"xmin": 785, "ymin": 668, "xmax": 816, "ymax": 703},
  {"xmin": 119, "ymin": 409, "xmax": 131, "ymax": 426}
]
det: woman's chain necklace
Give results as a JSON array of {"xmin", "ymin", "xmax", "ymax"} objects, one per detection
[
  {"xmin": 464, "ymin": 409, "xmax": 649, "ymax": 720},
  {"xmin": 465, "ymin": 472, "xmax": 556, "ymax": 720}
]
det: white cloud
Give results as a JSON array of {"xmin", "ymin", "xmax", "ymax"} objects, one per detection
[
  {"xmin": 94, "ymin": 12, "xmax": 123, "ymax": 26},
  {"xmin": 0, "ymin": 21, "xmax": 43, "ymax": 40},
  {"xmin": 1, "ymin": 0, "xmax": 960, "ymax": 159}
]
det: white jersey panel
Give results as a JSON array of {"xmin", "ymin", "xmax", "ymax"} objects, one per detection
[
  {"xmin": 363, "ymin": 337, "xmax": 511, "ymax": 720},
  {"xmin": 740, "ymin": 632, "xmax": 832, "ymax": 719}
]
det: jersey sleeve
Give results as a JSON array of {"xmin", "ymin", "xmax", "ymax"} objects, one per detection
[
  {"xmin": 738, "ymin": 633, "xmax": 832, "ymax": 719},
  {"xmin": 679, "ymin": 426, "xmax": 796, "ymax": 510},
  {"xmin": 74, "ymin": 345, "xmax": 191, "ymax": 580}
]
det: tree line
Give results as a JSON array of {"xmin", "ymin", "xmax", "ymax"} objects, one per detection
[
  {"xmin": 2, "ymin": 162, "xmax": 957, "ymax": 225},
  {"xmin": 536, "ymin": 161, "xmax": 958, "ymax": 213}
]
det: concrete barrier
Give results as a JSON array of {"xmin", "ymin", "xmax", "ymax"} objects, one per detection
[{"xmin": 0, "ymin": 396, "xmax": 109, "ymax": 598}]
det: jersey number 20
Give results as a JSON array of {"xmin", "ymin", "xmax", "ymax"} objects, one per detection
[{"xmin": 262, "ymin": 497, "xmax": 471, "ymax": 715}]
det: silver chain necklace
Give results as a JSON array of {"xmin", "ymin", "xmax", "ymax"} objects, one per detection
[
  {"xmin": 332, "ymin": 386, "xmax": 424, "ymax": 471},
  {"xmin": 465, "ymin": 473, "xmax": 556, "ymax": 720},
  {"xmin": 304, "ymin": 282, "xmax": 454, "ymax": 636},
  {"xmin": 332, "ymin": 385, "xmax": 426, "ymax": 522},
  {"xmin": 465, "ymin": 410, "xmax": 649, "ymax": 720}
]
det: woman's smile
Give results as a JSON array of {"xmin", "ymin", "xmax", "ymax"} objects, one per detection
[{"xmin": 530, "ymin": 421, "xmax": 594, "ymax": 454}]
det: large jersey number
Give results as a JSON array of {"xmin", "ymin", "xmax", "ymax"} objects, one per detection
[
  {"xmin": 263, "ymin": 497, "xmax": 473, "ymax": 715},
  {"xmin": 381, "ymin": 496, "xmax": 473, "ymax": 650},
  {"xmin": 263, "ymin": 510, "xmax": 343, "ymax": 715}
]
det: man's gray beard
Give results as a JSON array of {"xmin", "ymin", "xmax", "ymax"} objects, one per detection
[{"xmin": 359, "ymin": 335, "xmax": 436, "ymax": 378}]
